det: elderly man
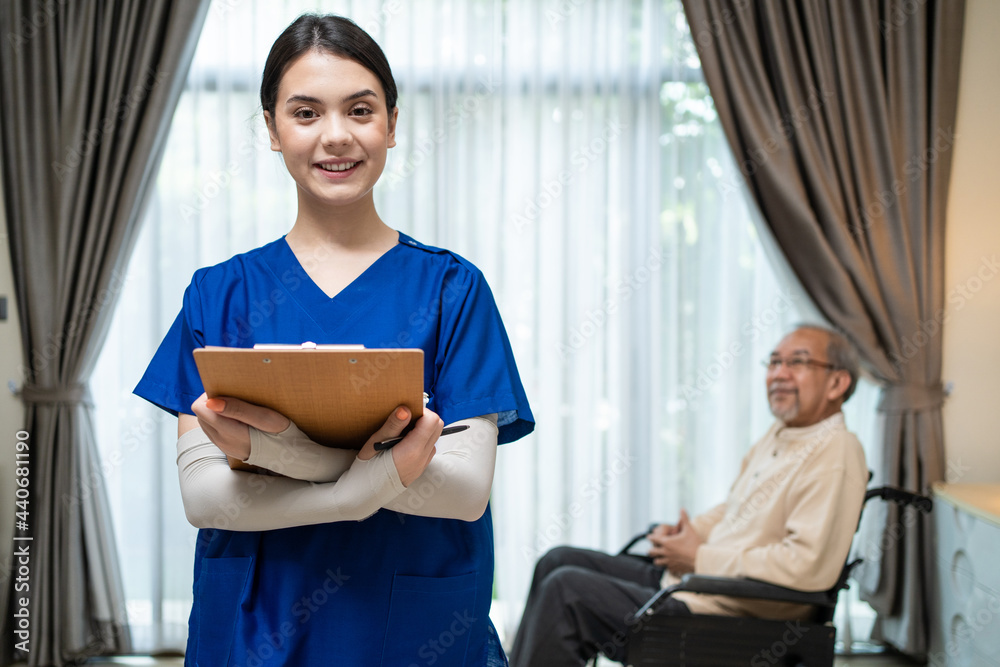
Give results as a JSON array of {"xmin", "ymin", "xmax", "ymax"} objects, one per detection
[{"xmin": 509, "ymin": 325, "xmax": 868, "ymax": 667}]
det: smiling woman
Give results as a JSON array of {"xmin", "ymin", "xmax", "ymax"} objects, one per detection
[{"xmin": 133, "ymin": 12, "xmax": 532, "ymax": 667}]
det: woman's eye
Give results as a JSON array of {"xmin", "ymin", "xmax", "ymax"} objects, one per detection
[
  {"xmin": 294, "ymin": 108, "xmax": 318, "ymax": 120},
  {"xmin": 350, "ymin": 106, "xmax": 374, "ymax": 117}
]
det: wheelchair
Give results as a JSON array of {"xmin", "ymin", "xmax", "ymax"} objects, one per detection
[{"xmin": 619, "ymin": 486, "xmax": 932, "ymax": 667}]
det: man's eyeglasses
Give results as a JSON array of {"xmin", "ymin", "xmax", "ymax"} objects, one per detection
[{"xmin": 763, "ymin": 356, "xmax": 837, "ymax": 372}]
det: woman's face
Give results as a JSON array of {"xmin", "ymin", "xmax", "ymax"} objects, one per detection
[{"xmin": 265, "ymin": 49, "xmax": 397, "ymax": 212}]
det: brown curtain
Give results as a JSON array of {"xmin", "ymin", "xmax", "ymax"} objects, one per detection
[
  {"xmin": 0, "ymin": 1, "xmax": 209, "ymax": 664},
  {"xmin": 679, "ymin": 0, "xmax": 965, "ymax": 656}
]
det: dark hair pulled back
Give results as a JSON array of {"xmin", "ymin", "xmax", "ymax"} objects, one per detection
[{"xmin": 260, "ymin": 14, "xmax": 398, "ymax": 118}]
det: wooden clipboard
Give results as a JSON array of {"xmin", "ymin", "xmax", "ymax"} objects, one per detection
[{"xmin": 192, "ymin": 345, "xmax": 424, "ymax": 470}]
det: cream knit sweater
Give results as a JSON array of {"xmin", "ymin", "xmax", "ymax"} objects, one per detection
[{"xmin": 664, "ymin": 412, "xmax": 868, "ymax": 619}]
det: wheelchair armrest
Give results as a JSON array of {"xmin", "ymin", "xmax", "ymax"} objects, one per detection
[
  {"xmin": 864, "ymin": 486, "xmax": 933, "ymax": 513},
  {"xmin": 673, "ymin": 574, "xmax": 836, "ymax": 606},
  {"xmin": 618, "ymin": 523, "xmax": 661, "ymax": 556},
  {"xmin": 630, "ymin": 574, "xmax": 836, "ymax": 623}
]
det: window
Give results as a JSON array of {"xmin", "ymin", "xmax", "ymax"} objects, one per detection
[{"xmin": 92, "ymin": 0, "xmax": 879, "ymax": 651}]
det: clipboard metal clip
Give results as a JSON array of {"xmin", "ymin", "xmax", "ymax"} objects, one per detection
[{"xmin": 252, "ymin": 342, "xmax": 366, "ymax": 350}]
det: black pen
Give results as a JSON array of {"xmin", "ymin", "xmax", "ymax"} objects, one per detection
[{"xmin": 374, "ymin": 424, "xmax": 470, "ymax": 451}]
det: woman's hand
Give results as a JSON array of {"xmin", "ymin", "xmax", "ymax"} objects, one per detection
[
  {"xmin": 358, "ymin": 406, "xmax": 441, "ymax": 487},
  {"xmin": 190, "ymin": 393, "xmax": 291, "ymax": 461}
]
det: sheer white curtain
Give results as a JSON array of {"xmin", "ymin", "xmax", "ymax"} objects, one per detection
[{"xmin": 92, "ymin": 0, "xmax": 879, "ymax": 653}]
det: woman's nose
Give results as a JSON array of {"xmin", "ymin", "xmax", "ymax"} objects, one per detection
[{"xmin": 321, "ymin": 116, "xmax": 352, "ymax": 147}]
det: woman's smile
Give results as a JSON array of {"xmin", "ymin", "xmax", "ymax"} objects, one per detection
[{"xmin": 315, "ymin": 158, "xmax": 362, "ymax": 178}]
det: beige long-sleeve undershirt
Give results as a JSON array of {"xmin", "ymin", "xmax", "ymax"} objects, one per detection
[{"xmin": 175, "ymin": 415, "xmax": 498, "ymax": 530}]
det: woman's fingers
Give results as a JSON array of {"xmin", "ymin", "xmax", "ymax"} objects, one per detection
[
  {"xmin": 374, "ymin": 408, "xmax": 442, "ymax": 487},
  {"xmin": 202, "ymin": 395, "xmax": 291, "ymax": 433},
  {"xmin": 393, "ymin": 410, "xmax": 442, "ymax": 486},
  {"xmin": 190, "ymin": 393, "xmax": 293, "ymax": 461},
  {"xmin": 191, "ymin": 393, "xmax": 260, "ymax": 461},
  {"xmin": 358, "ymin": 406, "xmax": 413, "ymax": 460}
]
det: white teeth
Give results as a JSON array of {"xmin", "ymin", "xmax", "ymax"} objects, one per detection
[{"xmin": 319, "ymin": 161, "xmax": 357, "ymax": 172}]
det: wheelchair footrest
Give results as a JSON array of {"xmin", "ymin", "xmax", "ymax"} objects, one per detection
[{"xmin": 627, "ymin": 614, "xmax": 835, "ymax": 667}]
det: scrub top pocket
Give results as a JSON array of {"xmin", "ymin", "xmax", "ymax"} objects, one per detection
[
  {"xmin": 192, "ymin": 556, "xmax": 253, "ymax": 666},
  {"xmin": 380, "ymin": 571, "xmax": 479, "ymax": 667}
]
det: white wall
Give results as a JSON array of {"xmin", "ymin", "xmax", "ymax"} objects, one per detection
[
  {"xmin": 0, "ymin": 159, "xmax": 25, "ymax": 593},
  {"xmin": 941, "ymin": 0, "xmax": 1000, "ymax": 484}
]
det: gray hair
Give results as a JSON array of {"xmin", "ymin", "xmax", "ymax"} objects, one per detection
[{"xmin": 795, "ymin": 324, "xmax": 860, "ymax": 402}]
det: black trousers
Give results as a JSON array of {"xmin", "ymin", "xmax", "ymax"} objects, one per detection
[{"xmin": 508, "ymin": 546, "xmax": 691, "ymax": 667}]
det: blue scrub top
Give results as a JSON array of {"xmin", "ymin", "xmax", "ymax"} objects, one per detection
[{"xmin": 135, "ymin": 232, "xmax": 534, "ymax": 666}]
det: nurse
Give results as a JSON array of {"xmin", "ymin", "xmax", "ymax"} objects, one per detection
[{"xmin": 135, "ymin": 13, "xmax": 533, "ymax": 667}]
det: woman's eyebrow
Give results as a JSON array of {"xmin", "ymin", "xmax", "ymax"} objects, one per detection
[
  {"xmin": 342, "ymin": 89, "xmax": 378, "ymax": 103},
  {"xmin": 284, "ymin": 94, "xmax": 323, "ymax": 106}
]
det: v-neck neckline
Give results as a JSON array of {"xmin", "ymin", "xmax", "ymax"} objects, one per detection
[
  {"xmin": 283, "ymin": 232, "xmax": 403, "ymax": 300},
  {"xmin": 262, "ymin": 233, "xmax": 406, "ymax": 335}
]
